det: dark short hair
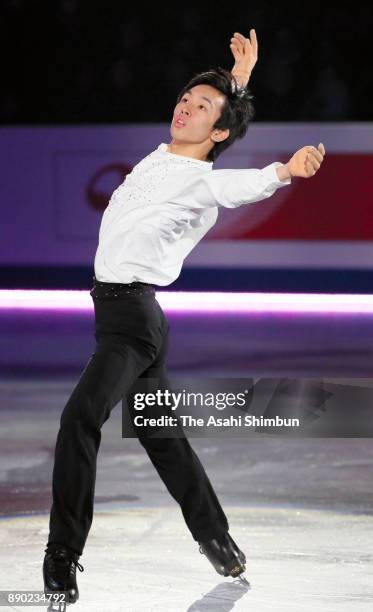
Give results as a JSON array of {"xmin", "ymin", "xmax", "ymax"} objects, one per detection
[{"xmin": 175, "ymin": 66, "xmax": 255, "ymax": 162}]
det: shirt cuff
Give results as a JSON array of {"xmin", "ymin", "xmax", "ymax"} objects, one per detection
[{"xmin": 261, "ymin": 161, "xmax": 292, "ymax": 187}]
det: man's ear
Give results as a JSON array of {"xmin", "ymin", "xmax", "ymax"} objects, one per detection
[{"xmin": 212, "ymin": 128, "xmax": 230, "ymax": 143}]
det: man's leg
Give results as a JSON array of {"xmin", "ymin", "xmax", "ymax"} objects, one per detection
[
  {"xmin": 47, "ymin": 333, "xmax": 157, "ymax": 556},
  {"xmin": 126, "ymin": 324, "xmax": 230, "ymax": 542}
]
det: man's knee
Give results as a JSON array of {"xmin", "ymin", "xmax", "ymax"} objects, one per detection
[
  {"xmin": 60, "ymin": 387, "xmax": 109, "ymax": 431},
  {"xmin": 138, "ymin": 434, "xmax": 188, "ymax": 459},
  {"xmin": 138, "ymin": 434, "xmax": 171, "ymax": 452}
]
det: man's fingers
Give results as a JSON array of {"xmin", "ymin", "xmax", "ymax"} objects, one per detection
[
  {"xmin": 305, "ymin": 157, "xmax": 316, "ymax": 176},
  {"xmin": 230, "ymin": 40, "xmax": 242, "ymax": 57},
  {"xmin": 231, "ymin": 37, "xmax": 243, "ymax": 52},
  {"xmin": 307, "ymin": 146, "xmax": 324, "ymax": 163},
  {"xmin": 250, "ymin": 28, "xmax": 258, "ymax": 53},
  {"xmin": 308, "ymin": 154, "xmax": 320, "ymax": 171},
  {"xmin": 233, "ymin": 29, "xmax": 258, "ymax": 57},
  {"xmin": 318, "ymin": 142, "xmax": 325, "ymax": 156},
  {"xmin": 299, "ymin": 143, "xmax": 325, "ymax": 177},
  {"xmin": 234, "ymin": 32, "xmax": 246, "ymax": 43},
  {"xmin": 233, "ymin": 33, "xmax": 245, "ymax": 50},
  {"xmin": 311, "ymin": 148, "xmax": 323, "ymax": 163}
]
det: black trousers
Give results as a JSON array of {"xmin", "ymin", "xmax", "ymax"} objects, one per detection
[{"xmin": 46, "ymin": 278, "xmax": 229, "ymax": 556}]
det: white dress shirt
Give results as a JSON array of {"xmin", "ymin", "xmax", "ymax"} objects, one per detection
[{"xmin": 93, "ymin": 142, "xmax": 291, "ymax": 286}]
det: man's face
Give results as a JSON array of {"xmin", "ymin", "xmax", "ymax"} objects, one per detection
[{"xmin": 170, "ymin": 84, "xmax": 228, "ymax": 147}]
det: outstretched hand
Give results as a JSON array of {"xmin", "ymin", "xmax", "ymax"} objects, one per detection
[
  {"xmin": 230, "ymin": 28, "xmax": 258, "ymax": 84},
  {"xmin": 287, "ymin": 143, "xmax": 326, "ymax": 178}
]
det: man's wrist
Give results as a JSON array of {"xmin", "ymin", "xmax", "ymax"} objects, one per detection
[
  {"xmin": 231, "ymin": 69, "xmax": 251, "ymax": 88},
  {"xmin": 276, "ymin": 163, "xmax": 292, "ymax": 182}
]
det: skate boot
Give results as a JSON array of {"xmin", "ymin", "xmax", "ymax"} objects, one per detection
[
  {"xmin": 43, "ymin": 546, "xmax": 84, "ymax": 605},
  {"xmin": 198, "ymin": 531, "xmax": 248, "ymax": 581}
]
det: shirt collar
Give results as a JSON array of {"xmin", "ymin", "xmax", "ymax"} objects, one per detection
[{"xmin": 157, "ymin": 143, "xmax": 213, "ymax": 167}]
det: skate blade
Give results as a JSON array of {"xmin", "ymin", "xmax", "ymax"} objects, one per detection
[
  {"xmin": 47, "ymin": 603, "xmax": 67, "ymax": 612},
  {"xmin": 235, "ymin": 573, "xmax": 251, "ymax": 587}
]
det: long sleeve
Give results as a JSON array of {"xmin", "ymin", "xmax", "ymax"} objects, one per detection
[
  {"xmin": 94, "ymin": 144, "xmax": 293, "ymax": 286},
  {"xmin": 173, "ymin": 161, "xmax": 291, "ymax": 209}
]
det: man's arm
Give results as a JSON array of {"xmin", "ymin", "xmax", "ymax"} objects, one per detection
[
  {"xmin": 171, "ymin": 143, "xmax": 326, "ymax": 209},
  {"xmin": 230, "ymin": 28, "xmax": 258, "ymax": 88},
  {"xmin": 171, "ymin": 162, "xmax": 290, "ymax": 210}
]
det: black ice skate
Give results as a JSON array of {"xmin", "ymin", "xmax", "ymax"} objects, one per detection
[
  {"xmin": 43, "ymin": 546, "xmax": 84, "ymax": 605},
  {"xmin": 198, "ymin": 532, "xmax": 249, "ymax": 584}
]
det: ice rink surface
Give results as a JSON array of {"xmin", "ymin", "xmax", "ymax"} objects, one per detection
[
  {"xmin": 1, "ymin": 307, "xmax": 373, "ymax": 610},
  {"xmin": 2, "ymin": 504, "xmax": 373, "ymax": 611}
]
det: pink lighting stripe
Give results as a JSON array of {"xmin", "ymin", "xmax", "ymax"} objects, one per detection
[{"xmin": 0, "ymin": 290, "xmax": 373, "ymax": 314}]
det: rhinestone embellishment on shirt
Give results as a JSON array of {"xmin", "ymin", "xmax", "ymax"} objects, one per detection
[{"xmin": 103, "ymin": 143, "xmax": 212, "ymax": 218}]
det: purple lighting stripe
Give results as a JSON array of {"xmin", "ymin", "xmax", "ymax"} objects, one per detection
[{"xmin": 0, "ymin": 290, "xmax": 373, "ymax": 314}]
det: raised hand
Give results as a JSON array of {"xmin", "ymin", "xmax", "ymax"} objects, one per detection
[
  {"xmin": 230, "ymin": 28, "xmax": 258, "ymax": 86},
  {"xmin": 287, "ymin": 143, "xmax": 326, "ymax": 178}
]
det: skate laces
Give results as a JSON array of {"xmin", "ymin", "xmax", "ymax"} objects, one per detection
[
  {"xmin": 44, "ymin": 547, "xmax": 85, "ymax": 572},
  {"xmin": 74, "ymin": 558, "xmax": 84, "ymax": 572}
]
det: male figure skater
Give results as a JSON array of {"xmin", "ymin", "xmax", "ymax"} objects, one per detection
[{"xmin": 43, "ymin": 28, "xmax": 325, "ymax": 604}]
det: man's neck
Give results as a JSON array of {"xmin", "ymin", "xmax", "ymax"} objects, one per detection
[{"xmin": 166, "ymin": 142, "xmax": 211, "ymax": 162}]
